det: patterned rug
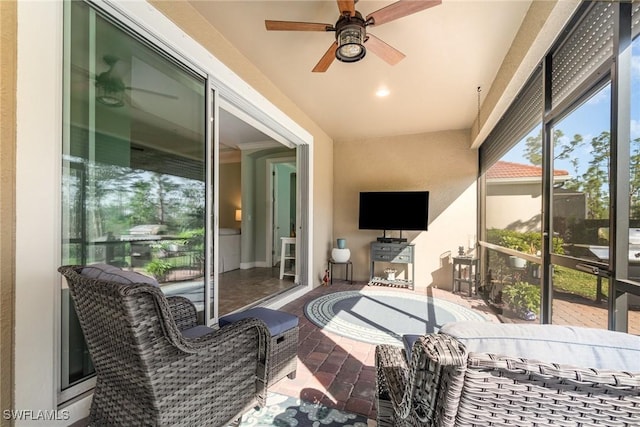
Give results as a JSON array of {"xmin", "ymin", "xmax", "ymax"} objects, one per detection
[
  {"xmin": 304, "ymin": 289, "xmax": 488, "ymax": 345},
  {"xmin": 234, "ymin": 392, "xmax": 369, "ymax": 426}
]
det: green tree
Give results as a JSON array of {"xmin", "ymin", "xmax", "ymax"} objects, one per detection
[
  {"xmin": 523, "ymin": 129, "xmax": 583, "ymax": 166},
  {"xmin": 581, "ymin": 131, "xmax": 610, "ymax": 219},
  {"xmin": 129, "ymin": 180, "xmax": 156, "ymax": 225}
]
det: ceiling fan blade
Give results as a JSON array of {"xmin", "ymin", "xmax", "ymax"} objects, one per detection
[
  {"xmin": 366, "ymin": 0, "xmax": 441, "ymax": 26},
  {"xmin": 126, "ymin": 86, "xmax": 179, "ymax": 99},
  {"xmin": 365, "ymin": 34, "xmax": 405, "ymax": 65},
  {"xmin": 265, "ymin": 20, "xmax": 333, "ymax": 32},
  {"xmin": 336, "ymin": 0, "xmax": 356, "ymax": 16},
  {"xmin": 312, "ymin": 42, "xmax": 338, "ymax": 73}
]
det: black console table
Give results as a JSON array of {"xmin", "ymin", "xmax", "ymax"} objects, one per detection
[{"xmin": 369, "ymin": 241, "xmax": 415, "ymax": 290}]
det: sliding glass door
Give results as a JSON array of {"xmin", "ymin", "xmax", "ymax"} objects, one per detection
[
  {"xmin": 62, "ymin": 0, "xmax": 207, "ymax": 398},
  {"xmin": 61, "ymin": 0, "xmax": 311, "ymax": 403}
]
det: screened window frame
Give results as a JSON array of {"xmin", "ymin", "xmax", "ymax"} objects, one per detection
[{"xmin": 478, "ymin": 1, "xmax": 640, "ymax": 332}]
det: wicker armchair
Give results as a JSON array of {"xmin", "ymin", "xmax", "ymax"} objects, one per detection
[
  {"xmin": 59, "ymin": 265, "xmax": 271, "ymax": 427},
  {"xmin": 376, "ymin": 322, "xmax": 640, "ymax": 427}
]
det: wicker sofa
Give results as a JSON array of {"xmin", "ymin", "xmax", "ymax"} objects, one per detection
[
  {"xmin": 376, "ymin": 321, "xmax": 640, "ymax": 427},
  {"xmin": 59, "ymin": 265, "xmax": 271, "ymax": 427}
]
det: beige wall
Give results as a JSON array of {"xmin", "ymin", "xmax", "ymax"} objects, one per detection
[
  {"xmin": 219, "ymin": 162, "xmax": 242, "ymax": 229},
  {"xmin": 151, "ymin": 1, "xmax": 334, "ymax": 287},
  {"xmin": 333, "ymin": 130, "xmax": 477, "ymax": 290},
  {"xmin": 486, "ymin": 181, "xmax": 542, "ymax": 232},
  {"xmin": 0, "ymin": 0, "xmax": 16, "ymax": 423}
]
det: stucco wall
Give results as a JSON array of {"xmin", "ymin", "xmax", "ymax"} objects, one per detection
[
  {"xmin": 219, "ymin": 162, "xmax": 241, "ymax": 229},
  {"xmin": 0, "ymin": 1, "xmax": 16, "ymax": 423},
  {"xmin": 486, "ymin": 181, "xmax": 542, "ymax": 232},
  {"xmin": 333, "ymin": 130, "xmax": 477, "ymax": 290}
]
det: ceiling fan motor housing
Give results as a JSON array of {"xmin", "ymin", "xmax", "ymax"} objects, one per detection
[{"xmin": 335, "ymin": 11, "xmax": 366, "ymax": 63}]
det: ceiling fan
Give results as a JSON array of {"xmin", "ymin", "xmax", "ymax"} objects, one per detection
[
  {"xmin": 93, "ymin": 55, "xmax": 178, "ymax": 107},
  {"xmin": 265, "ymin": 0, "xmax": 441, "ymax": 72}
]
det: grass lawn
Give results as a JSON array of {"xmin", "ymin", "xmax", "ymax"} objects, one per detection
[{"xmin": 552, "ymin": 265, "xmax": 605, "ymax": 301}]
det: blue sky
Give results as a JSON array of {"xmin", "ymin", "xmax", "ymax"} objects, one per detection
[{"xmin": 502, "ymin": 39, "xmax": 640, "ymax": 177}]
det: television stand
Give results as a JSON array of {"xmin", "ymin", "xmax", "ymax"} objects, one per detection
[{"xmin": 368, "ymin": 241, "xmax": 415, "ymax": 290}]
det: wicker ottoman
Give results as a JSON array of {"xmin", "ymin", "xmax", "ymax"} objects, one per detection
[{"xmin": 219, "ymin": 307, "xmax": 298, "ymax": 385}]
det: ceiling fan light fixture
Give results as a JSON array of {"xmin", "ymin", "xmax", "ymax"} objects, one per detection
[
  {"xmin": 336, "ymin": 25, "xmax": 366, "ymax": 62},
  {"xmin": 96, "ymin": 85, "xmax": 125, "ymax": 107},
  {"xmin": 95, "ymin": 69, "xmax": 126, "ymax": 107}
]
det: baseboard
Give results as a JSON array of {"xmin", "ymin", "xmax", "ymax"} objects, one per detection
[{"xmin": 240, "ymin": 261, "xmax": 269, "ymax": 270}]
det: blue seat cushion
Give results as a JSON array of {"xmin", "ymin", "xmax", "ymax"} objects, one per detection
[
  {"xmin": 219, "ymin": 307, "xmax": 298, "ymax": 337},
  {"xmin": 402, "ymin": 334, "xmax": 421, "ymax": 361}
]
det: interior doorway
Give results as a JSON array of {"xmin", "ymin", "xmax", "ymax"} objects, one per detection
[{"xmin": 268, "ymin": 158, "xmax": 297, "ymax": 268}]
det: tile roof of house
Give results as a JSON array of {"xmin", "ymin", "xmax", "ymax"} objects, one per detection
[{"xmin": 487, "ymin": 160, "xmax": 569, "ymax": 179}]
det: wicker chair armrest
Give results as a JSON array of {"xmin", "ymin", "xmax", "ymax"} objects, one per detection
[
  {"xmin": 468, "ymin": 352, "xmax": 640, "ymax": 387},
  {"xmin": 174, "ymin": 317, "xmax": 271, "ymax": 357},
  {"xmin": 398, "ymin": 334, "xmax": 468, "ymax": 426},
  {"xmin": 376, "ymin": 344, "xmax": 410, "ymax": 398},
  {"xmin": 166, "ymin": 296, "xmax": 198, "ymax": 331}
]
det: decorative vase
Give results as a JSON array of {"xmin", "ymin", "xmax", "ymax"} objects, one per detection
[
  {"xmin": 331, "ymin": 247, "xmax": 351, "ymax": 263},
  {"xmin": 337, "ymin": 238, "xmax": 346, "ymax": 249}
]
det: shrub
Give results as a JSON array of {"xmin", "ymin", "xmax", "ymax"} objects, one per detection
[
  {"xmin": 145, "ymin": 259, "xmax": 173, "ymax": 281},
  {"xmin": 502, "ymin": 281, "xmax": 541, "ymax": 315},
  {"xmin": 486, "ymin": 229, "xmax": 564, "ymax": 255}
]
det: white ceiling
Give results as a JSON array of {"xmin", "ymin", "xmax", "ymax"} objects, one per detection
[{"xmin": 189, "ymin": 0, "xmax": 533, "ymax": 141}]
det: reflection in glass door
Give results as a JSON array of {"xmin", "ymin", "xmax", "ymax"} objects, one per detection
[
  {"xmin": 550, "ymin": 83, "xmax": 611, "ymax": 330},
  {"xmin": 61, "ymin": 1, "xmax": 207, "ymax": 397},
  {"xmin": 622, "ymin": 19, "xmax": 640, "ymax": 334}
]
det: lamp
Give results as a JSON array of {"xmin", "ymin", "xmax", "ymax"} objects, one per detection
[
  {"xmin": 335, "ymin": 12, "xmax": 366, "ymax": 63},
  {"xmin": 235, "ymin": 209, "xmax": 242, "ymax": 222}
]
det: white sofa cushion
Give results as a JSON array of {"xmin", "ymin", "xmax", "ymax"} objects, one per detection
[{"xmin": 440, "ymin": 321, "xmax": 640, "ymax": 372}]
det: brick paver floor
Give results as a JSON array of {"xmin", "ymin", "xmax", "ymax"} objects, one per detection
[
  {"xmin": 269, "ymin": 281, "xmax": 500, "ymax": 421},
  {"xmin": 269, "ymin": 280, "xmax": 639, "ymax": 422}
]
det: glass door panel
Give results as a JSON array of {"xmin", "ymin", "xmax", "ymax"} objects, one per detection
[
  {"xmin": 550, "ymin": 83, "xmax": 611, "ymax": 260},
  {"xmin": 217, "ymin": 108, "xmax": 299, "ymax": 316},
  {"xmin": 618, "ymin": 17, "xmax": 640, "ymax": 331},
  {"xmin": 62, "ymin": 1, "xmax": 206, "ymax": 391},
  {"xmin": 549, "ymin": 83, "xmax": 611, "ymax": 325}
]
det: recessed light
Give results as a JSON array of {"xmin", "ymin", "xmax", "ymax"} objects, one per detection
[{"xmin": 376, "ymin": 88, "xmax": 390, "ymax": 97}]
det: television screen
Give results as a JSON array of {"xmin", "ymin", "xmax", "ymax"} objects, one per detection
[{"xmin": 358, "ymin": 191, "xmax": 429, "ymax": 231}]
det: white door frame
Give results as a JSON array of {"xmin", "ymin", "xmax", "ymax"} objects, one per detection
[{"xmin": 266, "ymin": 156, "xmax": 297, "ymax": 269}]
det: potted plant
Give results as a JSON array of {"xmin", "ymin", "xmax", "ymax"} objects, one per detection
[{"xmin": 502, "ymin": 281, "xmax": 540, "ymax": 321}]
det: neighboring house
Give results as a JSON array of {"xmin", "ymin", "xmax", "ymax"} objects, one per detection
[{"xmin": 486, "ymin": 160, "xmax": 577, "ymax": 232}]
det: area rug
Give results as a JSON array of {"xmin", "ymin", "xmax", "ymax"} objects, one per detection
[
  {"xmin": 304, "ymin": 290, "xmax": 488, "ymax": 345},
  {"xmin": 234, "ymin": 392, "xmax": 369, "ymax": 426}
]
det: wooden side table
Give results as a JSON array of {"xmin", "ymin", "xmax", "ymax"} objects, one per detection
[
  {"xmin": 328, "ymin": 259, "xmax": 353, "ymax": 284},
  {"xmin": 452, "ymin": 256, "xmax": 478, "ymax": 296}
]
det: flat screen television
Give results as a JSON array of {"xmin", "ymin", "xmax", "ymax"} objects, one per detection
[{"xmin": 359, "ymin": 191, "xmax": 429, "ymax": 235}]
